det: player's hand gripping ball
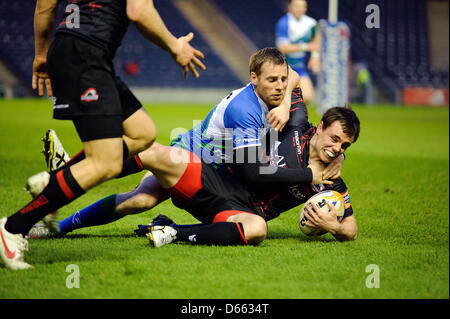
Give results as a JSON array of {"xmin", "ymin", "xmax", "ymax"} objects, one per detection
[{"xmin": 298, "ymin": 190, "xmax": 345, "ymax": 236}]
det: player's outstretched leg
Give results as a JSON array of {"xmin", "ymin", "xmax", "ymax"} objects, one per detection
[
  {"xmin": 146, "ymin": 212, "xmax": 267, "ymax": 248},
  {"xmin": 28, "ymin": 172, "xmax": 169, "ymax": 238},
  {"xmin": 26, "ymin": 131, "xmax": 157, "ymax": 239},
  {"xmin": 1, "ymin": 138, "xmax": 124, "ymax": 269}
]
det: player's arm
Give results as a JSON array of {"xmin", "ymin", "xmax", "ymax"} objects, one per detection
[
  {"xmin": 277, "ymin": 42, "xmax": 318, "ymax": 54},
  {"xmin": 332, "ymin": 214, "xmax": 357, "ymax": 241},
  {"xmin": 322, "ymin": 153, "xmax": 345, "ymax": 180},
  {"xmin": 232, "ymin": 145, "xmax": 331, "ymax": 186},
  {"xmin": 308, "ymin": 27, "xmax": 321, "ymax": 73},
  {"xmin": 127, "ymin": 0, "xmax": 205, "ymax": 78},
  {"xmin": 34, "ymin": 0, "xmax": 58, "ymax": 57},
  {"xmin": 33, "ymin": 0, "xmax": 59, "ymax": 96},
  {"xmin": 267, "ymin": 66, "xmax": 301, "ymax": 132}
]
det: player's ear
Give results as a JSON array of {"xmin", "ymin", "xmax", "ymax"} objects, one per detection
[
  {"xmin": 317, "ymin": 120, "xmax": 324, "ymax": 132},
  {"xmin": 250, "ymin": 72, "xmax": 258, "ymax": 87}
]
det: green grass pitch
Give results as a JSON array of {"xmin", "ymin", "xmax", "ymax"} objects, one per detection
[{"xmin": 0, "ymin": 99, "xmax": 448, "ymax": 299}]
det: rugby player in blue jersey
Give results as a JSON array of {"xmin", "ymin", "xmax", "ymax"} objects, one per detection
[
  {"xmin": 139, "ymin": 106, "xmax": 359, "ymax": 246},
  {"xmin": 276, "ymin": 0, "xmax": 321, "ymax": 104},
  {"xmin": 28, "ymin": 48, "xmax": 348, "ymax": 244}
]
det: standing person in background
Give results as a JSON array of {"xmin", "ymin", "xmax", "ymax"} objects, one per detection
[
  {"xmin": 276, "ymin": 0, "xmax": 321, "ymax": 105},
  {"xmin": 0, "ymin": 0, "xmax": 206, "ymax": 270}
]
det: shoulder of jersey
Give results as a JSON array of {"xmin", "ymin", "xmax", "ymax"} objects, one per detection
[
  {"xmin": 303, "ymin": 14, "xmax": 318, "ymax": 26},
  {"xmin": 225, "ymin": 84, "xmax": 259, "ymax": 114}
]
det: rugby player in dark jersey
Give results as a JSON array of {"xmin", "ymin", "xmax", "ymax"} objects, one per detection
[
  {"xmin": 240, "ymin": 109, "xmax": 357, "ymax": 242},
  {"xmin": 1, "ymin": 0, "xmax": 206, "ymax": 270},
  {"xmin": 136, "ymin": 106, "xmax": 359, "ymax": 246}
]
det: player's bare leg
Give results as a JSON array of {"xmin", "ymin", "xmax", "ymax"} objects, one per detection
[
  {"xmin": 137, "ymin": 142, "xmax": 191, "ymax": 189},
  {"xmin": 122, "ymin": 107, "xmax": 157, "ymax": 156},
  {"xmin": 70, "ymin": 138, "xmax": 125, "ymax": 190},
  {"xmin": 115, "ymin": 171, "xmax": 169, "ymax": 216}
]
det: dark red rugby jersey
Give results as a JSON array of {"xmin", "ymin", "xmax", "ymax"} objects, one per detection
[
  {"xmin": 55, "ymin": 0, "xmax": 129, "ymax": 57},
  {"xmin": 249, "ymin": 103, "xmax": 353, "ymax": 221}
]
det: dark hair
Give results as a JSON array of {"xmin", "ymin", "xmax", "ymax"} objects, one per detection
[
  {"xmin": 249, "ymin": 47, "xmax": 287, "ymax": 76},
  {"xmin": 321, "ymin": 106, "xmax": 360, "ymax": 142}
]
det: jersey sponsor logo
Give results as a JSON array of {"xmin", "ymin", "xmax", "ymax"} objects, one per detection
[
  {"xmin": 80, "ymin": 88, "xmax": 99, "ymax": 102},
  {"xmin": 53, "ymin": 104, "xmax": 70, "ymax": 110},
  {"xmin": 294, "ymin": 130, "xmax": 301, "ymax": 156},
  {"xmin": 52, "ymin": 97, "xmax": 70, "ymax": 110}
]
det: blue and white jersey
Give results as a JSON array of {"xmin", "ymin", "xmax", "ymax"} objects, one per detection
[
  {"xmin": 275, "ymin": 13, "xmax": 317, "ymax": 70},
  {"xmin": 171, "ymin": 83, "xmax": 271, "ymax": 167}
]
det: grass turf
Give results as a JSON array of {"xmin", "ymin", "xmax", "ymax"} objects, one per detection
[{"xmin": 0, "ymin": 99, "xmax": 448, "ymax": 299}]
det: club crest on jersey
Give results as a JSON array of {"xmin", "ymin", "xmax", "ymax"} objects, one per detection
[{"xmin": 80, "ymin": 88, "xmax": 99, "ymax": 102}]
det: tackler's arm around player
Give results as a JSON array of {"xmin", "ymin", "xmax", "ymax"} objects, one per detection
[
  {"xmin": 232, "ymin": 149, "xmax": 333, "ymax": 187},
  {"xmin": 322, "ymin": 153, "xmax": 345, "ymax": 181},
  {"xmin": 303, "ymin": 202, "xmax": 357, "ymax": 241}
]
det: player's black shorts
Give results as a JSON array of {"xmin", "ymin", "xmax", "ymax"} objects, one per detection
[
  {"xmin": 167, "ymin": 153, "xmax": 259, "ymax": 224},
  {"xmin": 46, "ymin": 34, "xmax": 143, "ymax": 141}
]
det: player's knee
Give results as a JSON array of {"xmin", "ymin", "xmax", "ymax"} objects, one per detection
[
  {"xmin": 136, "ymin": 122, "xmax": 157, "ymax": 152},
  {"xmin": 245, "ymin": 217, "xmax": 268, "ymax": 245},
  {"xmin": 128, "ymin": 130, "xmax": 156, "ymax": 155}
]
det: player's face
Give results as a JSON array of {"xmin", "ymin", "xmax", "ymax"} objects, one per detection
[
  {"xmin": 314, "ymin": 120, "xmax": 354, "ymax": 163},
  {"xmin": 251, "ymin": 62, "xmax": 288, "ymax": 108},
  {"xmin": 289, "ymin": 0, "xmax": 307, "ymax": 19}
]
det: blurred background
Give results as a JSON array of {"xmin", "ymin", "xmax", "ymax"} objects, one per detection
[{"xmin": 0, "ymin": 0, "xmax": 448, "ymax": 106}]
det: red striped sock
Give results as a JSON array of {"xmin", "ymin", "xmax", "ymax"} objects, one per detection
[{"xmin": 5, "ymin": 167, "xmax": 85, "ymax": 236}]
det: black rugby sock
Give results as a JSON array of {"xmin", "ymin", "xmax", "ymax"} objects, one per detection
[
  {"xmin": 5, "ymin": 167, "xmax": 85, "ymax": 236},
  {"xmin": 116, "ymin": 155, "xmax": 143, "ymax": 178},
  {"xmin": 173, "ymin": 222, "xmax": 247, "ymax": 246}
]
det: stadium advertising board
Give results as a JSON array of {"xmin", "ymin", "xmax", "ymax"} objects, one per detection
[{"xmin": 317, "ymin": 20, "xmax": 351, "ymax": 114}]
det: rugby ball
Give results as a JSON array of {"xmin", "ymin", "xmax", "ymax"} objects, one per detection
[{"xmin": 298, "ymin": 190, "xmax": 345, "ymax": 236}]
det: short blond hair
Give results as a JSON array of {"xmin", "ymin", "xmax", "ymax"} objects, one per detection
[{"xmin": 249, "ymin": 47, "xmax": 287, "ymax": 76}]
